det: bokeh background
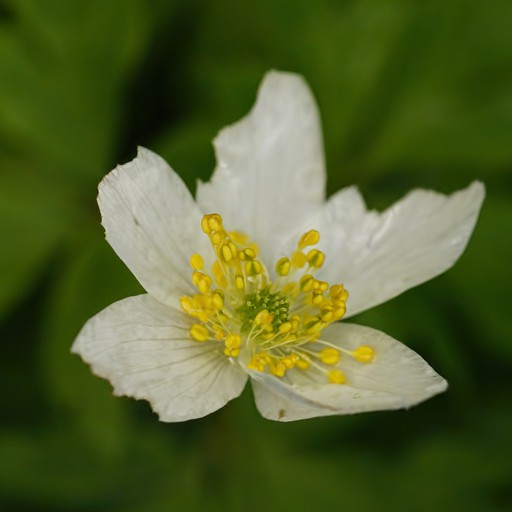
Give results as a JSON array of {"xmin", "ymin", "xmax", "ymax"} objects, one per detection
[{"xmin": 1, "ymin": 0, "xmax": 511, "ymax": 511}]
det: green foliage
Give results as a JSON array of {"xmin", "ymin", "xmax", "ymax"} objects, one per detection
[{"xmin": 1, "ymin": 0, "xmax": 511, "ymax": 510}]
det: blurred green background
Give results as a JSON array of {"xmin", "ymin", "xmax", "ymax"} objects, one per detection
[{"xmin": 1, "ymin": 0, "xmax": 511, "ymax": 511}]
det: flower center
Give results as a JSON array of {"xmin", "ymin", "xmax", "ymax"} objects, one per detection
[
  {"xmin": 237, "ymin": 290, "xmax": 290, "ymax": 333},
  {"xmin": 180, "ymin": 214, "xmax": 374, "ymax": 383}
]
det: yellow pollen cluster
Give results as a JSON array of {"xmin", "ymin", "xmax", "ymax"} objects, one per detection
[{"xmin": 179, "ymin": 213, "xmax": 375, "ymax": 385}]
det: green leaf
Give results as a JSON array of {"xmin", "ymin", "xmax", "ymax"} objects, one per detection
[
  {"xmin": 0, "ymin": 158, "xmax": 72, "ymax": 319},
  {"xmin": 446, "ymin": 194, "xmax": 512, "ymax": 362},
  {"xmin": 0, "ymin": 0, "xmax": 155, "ymax": 181}
]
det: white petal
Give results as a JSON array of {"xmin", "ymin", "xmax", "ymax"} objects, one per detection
[
  {"xmin": 196, "ymin": 70, "xmax": 326, "ymax": 262},
  {"xmin": 251, "ymin": 322, "xmax": 447, "ymax": 422},
  {"xmin": 72, "ymin": 294, "xmax": 248, "ymax": 422},
  {"xmin": 98, "ymin": 147, "xmax": 209, "ymax": 304},
  {"xmin": 315, "ymin": 181, "xmax": 485, "ymax": 317}
]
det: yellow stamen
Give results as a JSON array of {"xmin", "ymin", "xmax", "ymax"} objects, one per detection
[
  {"xmin": 295, "ymin": 355, "xmax": 311, "ymax": 370},
  {"xmin": 211, "ymin": 229, "xmax": 228, "ymax": 245},
  {"xmin": 222, "ymin": 242, "xmax": 239, "ymax": 262},
  {"xmin": 190, "ymin": 324, "xmax": 210, "ymax": 342},
  {"xmin": 320, "ymin": 348, "xmax": 340, "ymax": 365},
  {"xmin": 300, "ymin": 274, "xmax": 314, "ymax": 292},
  {"xmin": 240, "ymin": 248, "xmax": 257, "ymax": 260},
  {"xmin": 278, "ymin": 321, "xmax": 292, "ymax": 334},
  {"xmin": 254, "ymin": 309, "xmax": 273, "ymax": 327},
  {"xmin": 214, "ymin": 329, "xmax": 226, "ymax": 340},
  {"xmin": 333, "ymin": 305, "xmax": 346, "ymax": 320},
  {"xmin": 182, "ymin": 213, "xmax": 353, "ymax": 381},
  {"xmin": 190, "ymin": 254, "xmax": 204, "ymax": 270},
  {"xmin": 224, "ymin": 333, "xmax": 242, "ymax": 357},
  {"xmin": 275, "ymin": 257, "xmax": 291, "ymax": 276},
  {"xmin": 298, "ymin": 229, "xmax": 320, "ymax": 249},
  {"xmin": 330, "ymin": 284, "xmax": 349, "ymax": 301},
  {"xmin": 328, "ymin": 369, "xmax": 346, "ymax": 384},
  {"xmin": 211, "ymin": 290, "xmax": 224, "ymax": 309},
  {"xmin": 245, "ymin": 260, "xmax": 263, "ymax": 276},
  {"xmin": 306, "ymin": 249, "xmax": 325, "ymax": 268},
  {"xmin": 201, "ymin": 213, "xmax": 223, "ymax": 234},
  {"xmin": 313, "ymin": 280, "xmax": 329, "ymax": 292},
  {"xmin": 247, "ymin": 353, "xmax": 270, "ymax": 372},
  {"xmin": 281, "ymin": 354, "xmax": 298, "ymax": 369},
  {"xmin": 180, "ymin": 296, "xmax": 197, "ymax": 315},
  {"xmin": 192, "ymin": 271, "xmax": 212, "ymax": 294},
  {"xmin": 225, "ymin": 333, "xmax": 242, "ymax": 349},
  {"xmin": 235, "ymin": 274, "xmax": 245, "ymax": 290},
  {"xmin": 270, "ymin": 360, "xmax": 287, "ymax": 377},
  {"xmin": 353, "ymin": 345, "xmax": 375, "ymax": 363}
]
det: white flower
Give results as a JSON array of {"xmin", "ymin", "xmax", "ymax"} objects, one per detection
[{"xmin": 72, "ymin": 71, "xmax": 485, "ymax": 422}]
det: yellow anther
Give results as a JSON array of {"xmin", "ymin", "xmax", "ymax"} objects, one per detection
[
  {"xmin": 192, "ymin": 271, "xmax": 212, "ymax": 294},
  {"xmin": 211, "ymin": 290, "xmax": 224, "ymax": 309},
  {"xmin": 353, "ymin": 345, "xmax": 375, "ymax": 363},
  {"xmin": 235, "ymin": 274, "xmax": 245, "ymax": 290},
  {"xmin": 296, "ymin": 355, "xmax": 311, "ymax": 370},
  {"xmin": 330, "ymin": 284, "xmax": 349, "ymax": 301},
  {"xmin": 180, "ymin": 296, "xmax": 197, "ymax": 315},
  {"xmin": 300, "ymin": 274, "xmax": 314, "ymax": 292},
  {"xmin": 220, "ymin": 242, "xmax": 236, "ymax": 262},
  {"xmin": 214, "ymin": 329, "xmax": 226, "ymax": 340},
  {"xmin": 245, "ymin": 260, "xmax": 263, "ymax": 276},
  {"xmin": 320, "ymin": 348, "xmax": 340, "ymax": 365},
  {"xmin": 333, "ymin": 305, "xmax": 346, "ymax": 320},
  {"xmin": 229, "ymin": 242, "xmax": 238, "ymax": 257},
  {"xmin": 247, "ymin": 353, "xmax": 270, "ymax": 372},
  {"xmin": 197, "ymin": 311, "xmax": 211, "ymax": 323},
  {"xmin": 270, "ymin": 360, "xmax": 287, "ymax": 377},
  {"xmin": 291, "ymin": 250, "xmax": 307, "ymax": 268},
  {"xmin": 189, "ymin": 254, "xmax": 204, "ymax": 270},
  {"xmin": 224, "ymin": 347, "xmax": 240, "ymax": 357},
  {"xmin": 306, "ymin": 249, "xmax": 325, "ymax": 268},
  {"xmin": 225, "ymin": 333, "xmax": 242, "ymax": 349},
  {"xmin": 247, "ymin": 359, "xmax": 262, "ymax": 372},
  {"xmin": 328, "ymin": 369, "xmax": 346, "ymax": 384},
  {"xmin": 320, "ymin": 308, "xmax": 334, "ymax": 322},
  {"xmin": 211, "ymin": 229, "xmax": 228, "ymax": 245},
  {"xmin": 298, "ymin": 229, "xmax": 320, "ymax": 249},
  {"xmin": 201, "ymin": 213, "xmax": 223, "ymax": 234},
  {"xmin": 189, "ymin": 324, "xmax": 210, "ymax": 342},
  {"xmin": 281, "ymin": 354, "xmax": 298, "ymax": 369},
  {"xmin": 278, "ymin": 321, "xmax": 292, "ymax": 334},
  {"xmin": 311, "ymin": 292, "xmax": 325, "ymax": 306},
  {"xmin": 313, "ymin": 280, "xmax": 329, "ymax": 292},
  {"xmin": 290, "ymin": 315, "xmax": 300, "ymax": 332},
  {"xmin": 275, "ymin": 257, "xmax": 291, "ymax": 276},
  {"xmin": 254, "ymin": 309, "xmax": 273, "ymax": 326},
  {"xmin": 240, "ymin": 248, "xmax": 257, "ymax": 260}
]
